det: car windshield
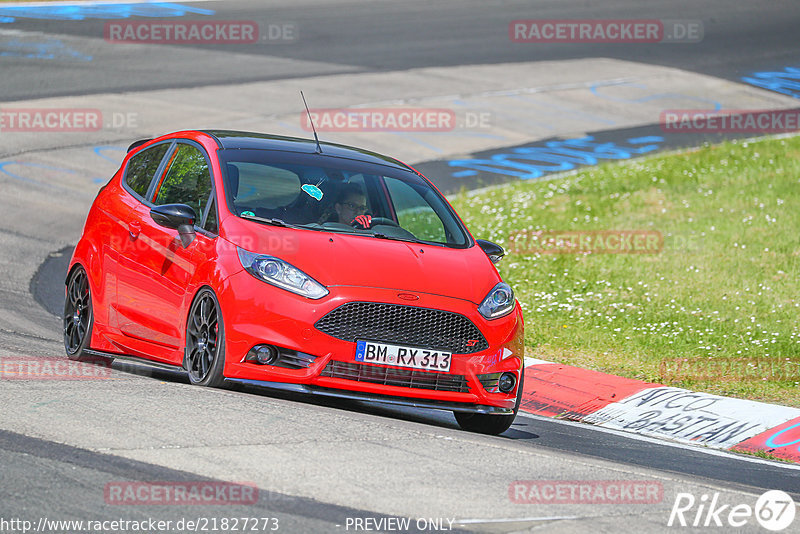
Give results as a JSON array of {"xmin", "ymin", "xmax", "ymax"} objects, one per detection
[{"xmin": 219, "ymin": 149, "xmax": 470, "ymax": 247}]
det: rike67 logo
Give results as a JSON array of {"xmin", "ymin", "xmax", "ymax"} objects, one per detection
[{"xmin": 668, "ymin": 490, "xmax": 796, "ymax": 531}]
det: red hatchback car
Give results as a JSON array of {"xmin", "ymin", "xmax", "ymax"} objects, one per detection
[{"xmin": 65, "ymin": 130, "xmax": 525, "ymax": 434}]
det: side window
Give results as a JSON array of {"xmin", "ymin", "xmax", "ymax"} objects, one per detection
[
  {"xmin": 124, "ymin": 143, "xmax": 169, "ymax": 198},
  {"xmin": 154, "ymin": 143, "xmax": 213, "ymax": 220},
  {"xmin": 384, "ymin": 177, "xmax": 446, "ymax": 243}
]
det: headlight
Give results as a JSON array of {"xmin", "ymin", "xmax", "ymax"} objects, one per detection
[
  {"xmin": 237, "ymin": 247, "xmax": 328, "ymax": 299},
  {"xmin": 478, "ymin": 282, "xmax": 515, "ymax": 319}
]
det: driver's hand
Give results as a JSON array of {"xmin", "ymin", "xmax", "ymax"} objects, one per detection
[{"xmin": 352, "ymin": 214, "xmax": 372, "ymax": 229}]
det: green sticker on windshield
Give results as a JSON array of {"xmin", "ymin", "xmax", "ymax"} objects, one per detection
[
  {"xmin": 302, "ymin": 184, "xmax": 323, "ymax": 201},
  {"xmin": 241, "ymin": 211, "xmax": 255, "ymax": 216}
]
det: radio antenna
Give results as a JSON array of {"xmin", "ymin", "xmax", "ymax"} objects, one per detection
[{"xmin": 300, "ymin": 91, "xmax": 322, "ymax": 154}]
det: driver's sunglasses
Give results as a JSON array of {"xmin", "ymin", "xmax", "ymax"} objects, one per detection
[{"xmin": 341, "ymin": 202, "xmax": 367, "ymax": 211}]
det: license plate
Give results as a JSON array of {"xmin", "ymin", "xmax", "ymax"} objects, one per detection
[{"xmin": 355, "ymin": 340, "xmax": 452, "ymax": 372}]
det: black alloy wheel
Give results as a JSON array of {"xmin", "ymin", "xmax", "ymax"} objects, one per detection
[
  {"xmin": 64, "ymin": 266, "xmax": 93, "ymax": 360},
  {"xmin": 185, "ymin": 288, "xmax": 226, "ymax": 387}
]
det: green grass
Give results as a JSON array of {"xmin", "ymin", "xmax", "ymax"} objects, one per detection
[
  {"xmin": 451, "ymin": 136, "xmax": 800, "ymax": 407},
  {"xmin": 731, "ymin": 447, "xmax": 796, "ymax": 464}
]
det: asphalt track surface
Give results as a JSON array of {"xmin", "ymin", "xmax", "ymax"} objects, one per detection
[
  {"xmin": 2, "ymin": 1, "xmax": 800, "ymax": 533},
  {"xmin": 2, "ymin": 0, "xmax": 799, "ymax": 101}
]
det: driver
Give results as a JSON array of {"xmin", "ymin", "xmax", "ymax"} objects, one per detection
[{"xmin": 320, "ymin": 183, "xmax": 372, "ymax": 228}]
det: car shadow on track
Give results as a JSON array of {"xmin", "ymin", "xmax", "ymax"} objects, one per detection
[
  {"xmin": 227, "ymin": 380, "xmax": 540, "ymax": 440},
  {"xmin": 66, "ymin": 355, "xmax": 541, "ymax": 439}
]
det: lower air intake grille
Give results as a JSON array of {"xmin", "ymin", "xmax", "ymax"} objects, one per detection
[
  {"xmin": 314, "ymin": 302, "xmax": 488, "ymax": 354},
  {"xmin": 275, "ymin": 350, "xmax": 317, "ymax": 369},
  {"xmin": 321, "ymin": 360, "xmax": 470, "ymax": 393}
]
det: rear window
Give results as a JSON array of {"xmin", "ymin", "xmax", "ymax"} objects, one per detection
[{"xmin": 124, "ymin": 143, "xmax": 169, "ymax": 199}]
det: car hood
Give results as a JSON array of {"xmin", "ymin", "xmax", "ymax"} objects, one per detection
[{"xmin": 222, "ymin": 218, "xmax": 499, "ymax": 304}]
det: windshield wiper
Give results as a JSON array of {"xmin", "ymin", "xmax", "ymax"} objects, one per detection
[
  {"xmin": 370, "ymin": 232, "xmax": 426, "ymax": 245},
  {"xmin": 240, "ymin": 214, "xmax": 293, "ymax": 227}
]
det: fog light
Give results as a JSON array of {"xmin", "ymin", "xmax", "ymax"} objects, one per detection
[
  {"xmin": 498, "ymin": 372, "xmax": 517, "ymax": 393},
  {"xmin": 247, "ymin": 345, "xmax": 278, "ymax": 365}
]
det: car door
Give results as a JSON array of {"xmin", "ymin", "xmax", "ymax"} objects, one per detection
[
  {"xmin": 105, "ymin": 141, "xmax": 172, "ymax": 334},
  {"xmin": 115, "ymin": 141, "xmax": 217, "ymax": 363}
]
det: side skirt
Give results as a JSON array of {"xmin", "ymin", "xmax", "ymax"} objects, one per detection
[{"xmin": 83, "ymin": 349, "xmax": 184, "ymax": 371}]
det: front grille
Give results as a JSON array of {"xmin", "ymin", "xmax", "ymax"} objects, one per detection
[
  {"xmin": 321, "ymin": 360, "xmax": 470, "ymax": 393},
  {"xmin": 314, "ymin": 302, "xmax": 488, "ymax": 354}
]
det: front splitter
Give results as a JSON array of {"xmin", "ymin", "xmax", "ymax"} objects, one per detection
[{"xmin": 226, "ymin": 378, "xmax": 514, "ymax": 415}]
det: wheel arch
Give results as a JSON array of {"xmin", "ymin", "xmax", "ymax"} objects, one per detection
[{"xmin": 67, "ymin": 238, "xmax": 102, "ymax": 302}]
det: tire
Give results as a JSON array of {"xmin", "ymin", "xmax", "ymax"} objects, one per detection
[
  {"xmin": 455, "ymin": 369, "xmax": 525, "ymax": 435},
  {"xmin": 64, "ymin": 266, "xmax": 94, "ymax": 361},
  {"xmin": 184, "ymin": 288, "xmax": 226, "ymax": 387}
]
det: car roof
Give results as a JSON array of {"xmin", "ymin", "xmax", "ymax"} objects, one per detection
[{"xmin": 201, "ymin": 130, "xmax": 415, "ymax": 172}]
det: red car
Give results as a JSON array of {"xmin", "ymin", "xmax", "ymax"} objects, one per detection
[{"xmin": 65, "ymin": 130, "xmax": 525, "ymax": 434}]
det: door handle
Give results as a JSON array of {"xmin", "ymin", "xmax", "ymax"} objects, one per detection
[{"xmin": 128, "ymin": 221, "xmax": 141, "ymax": 239}]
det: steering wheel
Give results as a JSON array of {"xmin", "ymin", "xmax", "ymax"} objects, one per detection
[{"xmin": 367, "ymin": 217, "xmax": 399, "ymax": 227}]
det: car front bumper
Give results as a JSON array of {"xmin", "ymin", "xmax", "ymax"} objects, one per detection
[{"xmin": 220, "ymin": 271, "xmax": 525, "ymax": 411}]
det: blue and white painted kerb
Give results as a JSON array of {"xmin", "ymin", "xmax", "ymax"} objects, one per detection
[
  {"xmin": 584, "ymin": 387, "xmax": 800, "ymax": 450},
  {"xmin": 522, "ymin": 357, "xmax": 800, "ymax": 461}
]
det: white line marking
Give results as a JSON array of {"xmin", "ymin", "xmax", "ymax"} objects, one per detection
[
  {"xmin": 524, "ymin": 357, "xmax": 555, "ymax": 367},
  {"xmin": 455, "ymin": 516, "xmax": 580, "ymax": 524}
]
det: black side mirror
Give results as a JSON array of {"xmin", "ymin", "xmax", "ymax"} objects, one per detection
[
  {"xmin": 476, "ymin": 239, "xmax": 505, "ymax": 265},
  {"xmin": 150, "ymin": 204, "xmax": 197, "ymax": 248}
]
